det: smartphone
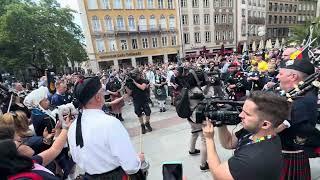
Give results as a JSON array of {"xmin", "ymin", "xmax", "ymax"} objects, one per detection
[{"xmin": 162, "ymin": 162, "xmax": 183, "ymax": 180}]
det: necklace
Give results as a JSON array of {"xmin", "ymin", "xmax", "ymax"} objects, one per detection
[{"xmin": 236, "ymin": 134, "xmax": 275, "ymax": 151}]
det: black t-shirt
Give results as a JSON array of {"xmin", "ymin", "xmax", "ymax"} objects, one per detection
[
  {"xmin": 228, "ymin": 129, "xmax": 283, "ymax": 180},
  {"xmin": 129, "ymin": 79, "xmax": 149, "ymax": 103},
  {"xmin": 279, "ymin": 90, "xmax": 318, "ymax": 150}
]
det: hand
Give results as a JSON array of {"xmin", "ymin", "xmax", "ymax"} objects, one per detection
[
  {"xmin": 228, "ymin": 84, "xmax": 236, "ymax": 89},
  {"xmin": 43, "ymin": 127, "xmax": 54, "ymax": 139},
  {"xmin": 62, "ymin": 114, "xmax": 74, "ymax": 129},
  {"xmin": 202, "ymin": 120, "xmax": 214, "ymax": 139},
  {"xmin": 266, "ymin": 82, "xmax": 276, "ymax": 88},
  {"xmin": 138, "ymin": 153, "xmax": 145, "ymax": 162}
]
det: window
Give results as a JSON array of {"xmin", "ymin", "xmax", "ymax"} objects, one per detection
[
  {"xmin": 280, "ymin": 4, "xmax": 283, "ymax": 11},
  {"xmin": 120, "ymin": 40, "xmax": 128, "ymax": 50},
  {"xmin": 116, "ymin": 16, "xmax": 125, "ymax": 30},
  {"xmin": 284, "ymin": 16, "xmax": 287, "ymax": 23},
  {"xmin": 221, "ymin": 15, "xmax": 226, "ymax": 23},
  {"xmin": 150, "ymin": 15, "xmax": 157, "ymax": 30},
  {"xmin": 92, "ymin": 16, "xmax": 101, "ymax": 32},
  {"xmin": 184, "ymin": 33, "xmax": 190, "ymax": 44},
  {"xmin": 269, "ymin": 2, "xmax": 272, "ymax": 11},
  {"xmin": 293, "ymin": 16, "xmax": 296, "ymax": 23},
  {"xmin": 274, "ymin": 3, "xmax": 278, "ymax": 11},
  {"xmin": 192, "ymin": 0, "xmax": 198, "ymax": 7},
  {"xmin": 204, "ymin": 14, "xmax": 210, "ymax": 25},
  {"xmin": 139, "ymin": 16, "xmax": 147, "ymax": 31},
  {"xmin": 289, "ymin": 4, "xmax": 292, "ymax": 12},
  {"xmin": 194, "ymin": 32, "xmax": 200, "ymax": 43},
  {"xmin": 101, "ymin": 0, "xmax": 110, "ymax": 9},
  {"xmin": 215, "ymin": 31, "xmax": 220, "ymax": 41},
  {"xmin": 181, "ymin": 0, "xmax": 187, "ymax": 7},
  {"xmin": 268, "ymin": 15, "xmax": 272, "ymax": 24},
  {"xmin": 104, "ymin": 16, "xmax": 113, "ymax": 31},
  {"xmin": 169, "ymin": 15, "xmax": 175, "ymax": 30},
  {"xmin": 171, "ymin": 35, "xmax": 177, "ymax": 46},
  {"xmin": 108, "ymin": 38, "xmax": 117, "ymax": 51},
  {"xmin": 147, "ymin": 0, "xmax": 154, "ymax": 8},
  {"xmin": 152, "ymin": 37, "xmax": 158, "ymax": 48},
  {"xmin": 132, "ymin": 39, "xmax": 138, "ymax": 49},
  {"xmin": 88, "ymin": 0, "xmax": 98, "ymax": 9},
  {"xmin": 228, "ymin": 0, "xmax": 232, "ymax": 7},
  {"xmin": 142, "ymin": 38, "xmax": 149, "ymax": 48},
  {"xmin": 242, "ymin": 0, "xmax": 245, "ymax": 4},
  {"xmin": 214, "ymin": 0, "xmax": 220, "ymax": 7},
  {"xmin": 241, "ymin": 23, "xmax": 246, "ymax": 36},
  {"xmin": 137, "ymin": 0, "xmax": 144, "ymax": 9},
  {"xmin": 228, "ymin": 15, "xmax": 233, "ymax": 23},
  {"xmin": 168, "ymin": 0, "xmax": 174, "ymax": 9},
  {"xmin": 128, "ymin": 16, "xmax": 136, "ymax": 31},
  {"xmin": 113, "ymin": 0, "xmax": 122, "ymax": 8},
  {"xmin": 126, "ymin": 0, "xmax": 133, "ymax": 9},
  {"xmin": 222, "ymin": 31, "xmax": 227, "ymax": 40},
  {"xmin": 193, "ymin": 14, "xmax": 200, "ymax": 25},
  {"xmin": 241, "ymin": 9, "xmax": 245, "ymax": 17},
  {"xmin": 158, "ymin": 0, "xmax": 164, "ymax": 8},
  {"xmin": 288, "ymin": 16, "xmax": 292, "ymax": 24},
  {"xmin": 205, "ymin": 31, "xmax": 211, "ymax": 42},
  {"xmin": 96, "ymin": 39, "xmax": 105, "ymax": 52},
  {"xmin": 221, "ymin": 0, "xmax": 225, "ymax": 7},
  {"xmin": 279, "ymin": 16, "xmax": 282, "ymax": 24},
  {"xmin": 203, "ymin": 0, "xmax": 209, "ymax": 7},
  {"xmin": 228, "ymin": 31, "xmax": 233, "ymax": 39},
  {"xmin": 182, "ymin": 15, "xmax": 188, "ymax": 25},
  {"xmin": 214, "ymin": 14, "xmax": 219, "ymax": 23},
  {"xmin": 161, "ymin": 36, "xmax": 167, "ymax": 46},
  {"xmin": 160, "ymin": 15, "xmax": 167, "ymax": 30}
]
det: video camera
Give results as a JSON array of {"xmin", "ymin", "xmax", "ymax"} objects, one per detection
[
  {"xmin": 195, "ymin": 98, "xmax": 244, "ymax": 126},
  {"xmin": 124, "ymin": 71, "xmax": 139, "ymax": 89}
]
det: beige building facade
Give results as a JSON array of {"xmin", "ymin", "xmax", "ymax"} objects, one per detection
[{"xmin": 78, "ymin": 0, "xmax": 180, "ymax": 71}]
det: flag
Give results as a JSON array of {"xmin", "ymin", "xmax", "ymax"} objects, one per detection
[{"xmin": 289, "ymin": 47, "xmax": 309, "ymax": 61}]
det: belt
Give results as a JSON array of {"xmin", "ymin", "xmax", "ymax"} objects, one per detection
[{"xmin": 84, "ymin": 167, "xmax": 127, "ymax": 179}]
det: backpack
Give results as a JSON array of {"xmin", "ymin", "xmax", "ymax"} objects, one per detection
[
  {"xmin": 175, "ymin": 87, "xmax": 192, "ymax": 118},
  {"xmin": 8, "ymin": 172, "xmax": 43, "ymax": 180}
]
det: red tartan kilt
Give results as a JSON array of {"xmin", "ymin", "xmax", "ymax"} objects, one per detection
[{"xmin": 280, "ymin": 151, "xmax": 311, "ymax": 180}]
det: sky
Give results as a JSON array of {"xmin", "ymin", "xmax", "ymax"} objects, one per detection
[{"xmin": 57, "ymin": 0, "xmax": 83, "ymax": 30}]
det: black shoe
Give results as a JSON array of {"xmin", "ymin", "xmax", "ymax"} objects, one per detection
[
  {"xmin": 141, "ymin": 124, "xmax": 146, "ymax": 134},
  {"xmin": 200, "ymin": 162, "xmax": 209, "ymax": 171},
  {"xmin": 162, "ymin": 108, "xmax": 166, "ymax": 112},
  {"xmin": 189, "ymin": 149, "xmax": 200, "ymax": 155},
  {"xmin": 160, "ymin": 108, "xmax": 163, "ymax": 112},
  {"xmin": 145, "ymin": 122, "xmax": 153, "ymax": 132}
]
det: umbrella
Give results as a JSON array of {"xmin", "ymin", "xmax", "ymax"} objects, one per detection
[
  {"xmin": 274, "ymin": 38, "xmax": 280, "ymax": 49},
  {"xmin": 252, "ymin": 41, "xmax": 257, "ymax": 52},
  {"xmin": 258, "ymin": 39, "xmax": 264, "ymax": 50},
  {"xmin": 281, "ymin": 38, "xmax": 286, "ymax": 48},
  {"xmin": 265, "ymin": 39, "xmax": 272, "ymax": 50},
  {"xmin": 243, "ymin": 42, "xmax": 248, "ymax": 53}
]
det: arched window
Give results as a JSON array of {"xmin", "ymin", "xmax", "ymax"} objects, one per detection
[
  {"xmin": 150, "ymin": 15, "xmax": 157, "ymax": 30},
  {"xmin": 88, "ymin": 0, "xmax": 98, "ymax": 9},
  {"xmin": 169, "ymin": 15, "xmax": 175, "ymax": 30},
  {"xmin": 128, "ymin": 16, "xmax": 136, "ymax": 31},
  {"xmin": 160, "ymin": 15, "xmax": 167, "ymax": 30},
  {"xmin": 92, "ymin": 16, "xmax": 101, "ymax": 32},
  {"xmin": 104, "ymin": 16, "xmax": 113, "ymax": 31},
  {"xmin": 116, "ymin": 16, "xmax": 125, "ymax": 30},
  {"xmin": 139, "ymin": 15, "xmax": 147, "ymax": 31}
]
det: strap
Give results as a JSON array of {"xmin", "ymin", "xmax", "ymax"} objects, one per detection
[{"xmin": 189, "ymin": 69, "xmax": 201, "ymax": 87}]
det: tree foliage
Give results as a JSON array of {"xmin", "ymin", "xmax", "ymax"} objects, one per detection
[
  {"xmin": 289, "ymin": 17, "xmax": 320, "ymax": 47},
  {"xmin": 0, "ymin": 0, "xmax": 88, "ymax": 75}
]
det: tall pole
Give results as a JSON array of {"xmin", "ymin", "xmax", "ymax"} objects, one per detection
[{"xmin": 177, "ymin": 0, "xmax": 184, "ymax": 61}]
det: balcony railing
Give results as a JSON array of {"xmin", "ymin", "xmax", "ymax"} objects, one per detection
[
  {"xmin": 248, "ymin": 16, "xmax": 265, "ymax": 25},
  {"xmin": 102, "ymin": 25, "xmax": 177, "ymax": 34}
]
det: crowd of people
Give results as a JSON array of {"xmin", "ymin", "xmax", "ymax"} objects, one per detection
[{"xmin": 0, "ymin": 46, "xmax": 320, "ymax": 180}]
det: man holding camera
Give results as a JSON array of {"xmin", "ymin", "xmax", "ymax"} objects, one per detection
[
  {"xmin": 125, "ymin": 69, "xmax": 152, "ymax": 134},
  {"xmin": 203, "ymin": 91, "xmax": 290, "ymax": 180}
]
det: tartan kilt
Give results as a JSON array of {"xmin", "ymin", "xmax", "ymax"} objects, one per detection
[
  {"xmin": 84, "ymin": 167, "xmax": 128, "ymax": 180},
  {"xmin": 280, "ymin": 151, "xmax": 311, "ymax": 180}
]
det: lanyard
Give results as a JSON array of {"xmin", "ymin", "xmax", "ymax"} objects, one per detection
[{"xmin": 236, "ymin": 134, "xmax": 275, "ymax": 151}]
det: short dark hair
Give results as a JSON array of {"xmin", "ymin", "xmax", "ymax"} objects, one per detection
[{"xmin": 247, "ymin": 91, "xmax": 291, "ymax": 127}]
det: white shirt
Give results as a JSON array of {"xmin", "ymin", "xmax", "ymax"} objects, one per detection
[
  {"xmin": 166, "ymin": 70, "xmax": 174, "ymax": 86},
  {"xmin": 145, "ymin": 70, "xmax": 155, "ymax": 85},
  {"xmin": 68, "ymin": 109, "xmax": 141, "ymax": 175}
]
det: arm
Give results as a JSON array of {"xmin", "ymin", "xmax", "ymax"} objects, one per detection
[
  {"xmin": 204, "ymin": 121, "xmax": 234, "ymax": 180},
  {"xmin": 133, "ymin": 81, "xmax": 147, "ymax": 90},
  {"xmin": 217, "ymin": 126, "xmax": 238, "ymax": 149}
]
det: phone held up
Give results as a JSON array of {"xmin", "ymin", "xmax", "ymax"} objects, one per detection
[{"xmin": 162, "ymin": 161, "xmax": 183, "ymax": 180}]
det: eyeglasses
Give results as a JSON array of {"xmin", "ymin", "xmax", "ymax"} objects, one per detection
[{"xmin": 14, "ymin": 139, "xmax": 26, "ymax": 151}]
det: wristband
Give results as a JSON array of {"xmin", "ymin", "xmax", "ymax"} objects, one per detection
[{"xmin": 283, "ymin": 120, "xmax": 291, "ymax": 128}]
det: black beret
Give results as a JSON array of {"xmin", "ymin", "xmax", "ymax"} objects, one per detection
[
  {"xmin": 281, "ymin": 58, "xmax": 315, "ymax": 75},
  {"xmin": 74, "ymin": 76, "xmax": 101, "ymax": 106}
]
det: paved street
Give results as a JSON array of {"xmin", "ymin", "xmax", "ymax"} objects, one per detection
[{"xmin": 120, "ymin": 100, "xmax": 320, "ymax": 180}]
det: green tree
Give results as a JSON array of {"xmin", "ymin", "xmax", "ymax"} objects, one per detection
[
  {"xmin": 289, "ymin": 17, "xmax": 320, "ymax": 46},
  {"xmin": 0, "ymin": 0, "xmax": 88, "ymax": 76}
]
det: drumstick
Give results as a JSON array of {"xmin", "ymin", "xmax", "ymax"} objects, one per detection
[
  {"xmin": 7, "ymin": 94, "xmax": 13, "ymax": 113},
  {"xmin": 140, "ymin": 122, "xmax": 143, "ymax": 153}
]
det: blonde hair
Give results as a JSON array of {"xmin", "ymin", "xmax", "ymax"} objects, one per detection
[{"xmin": 0, "ymin": 111, "xmax": 32, "ymax": 137}]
